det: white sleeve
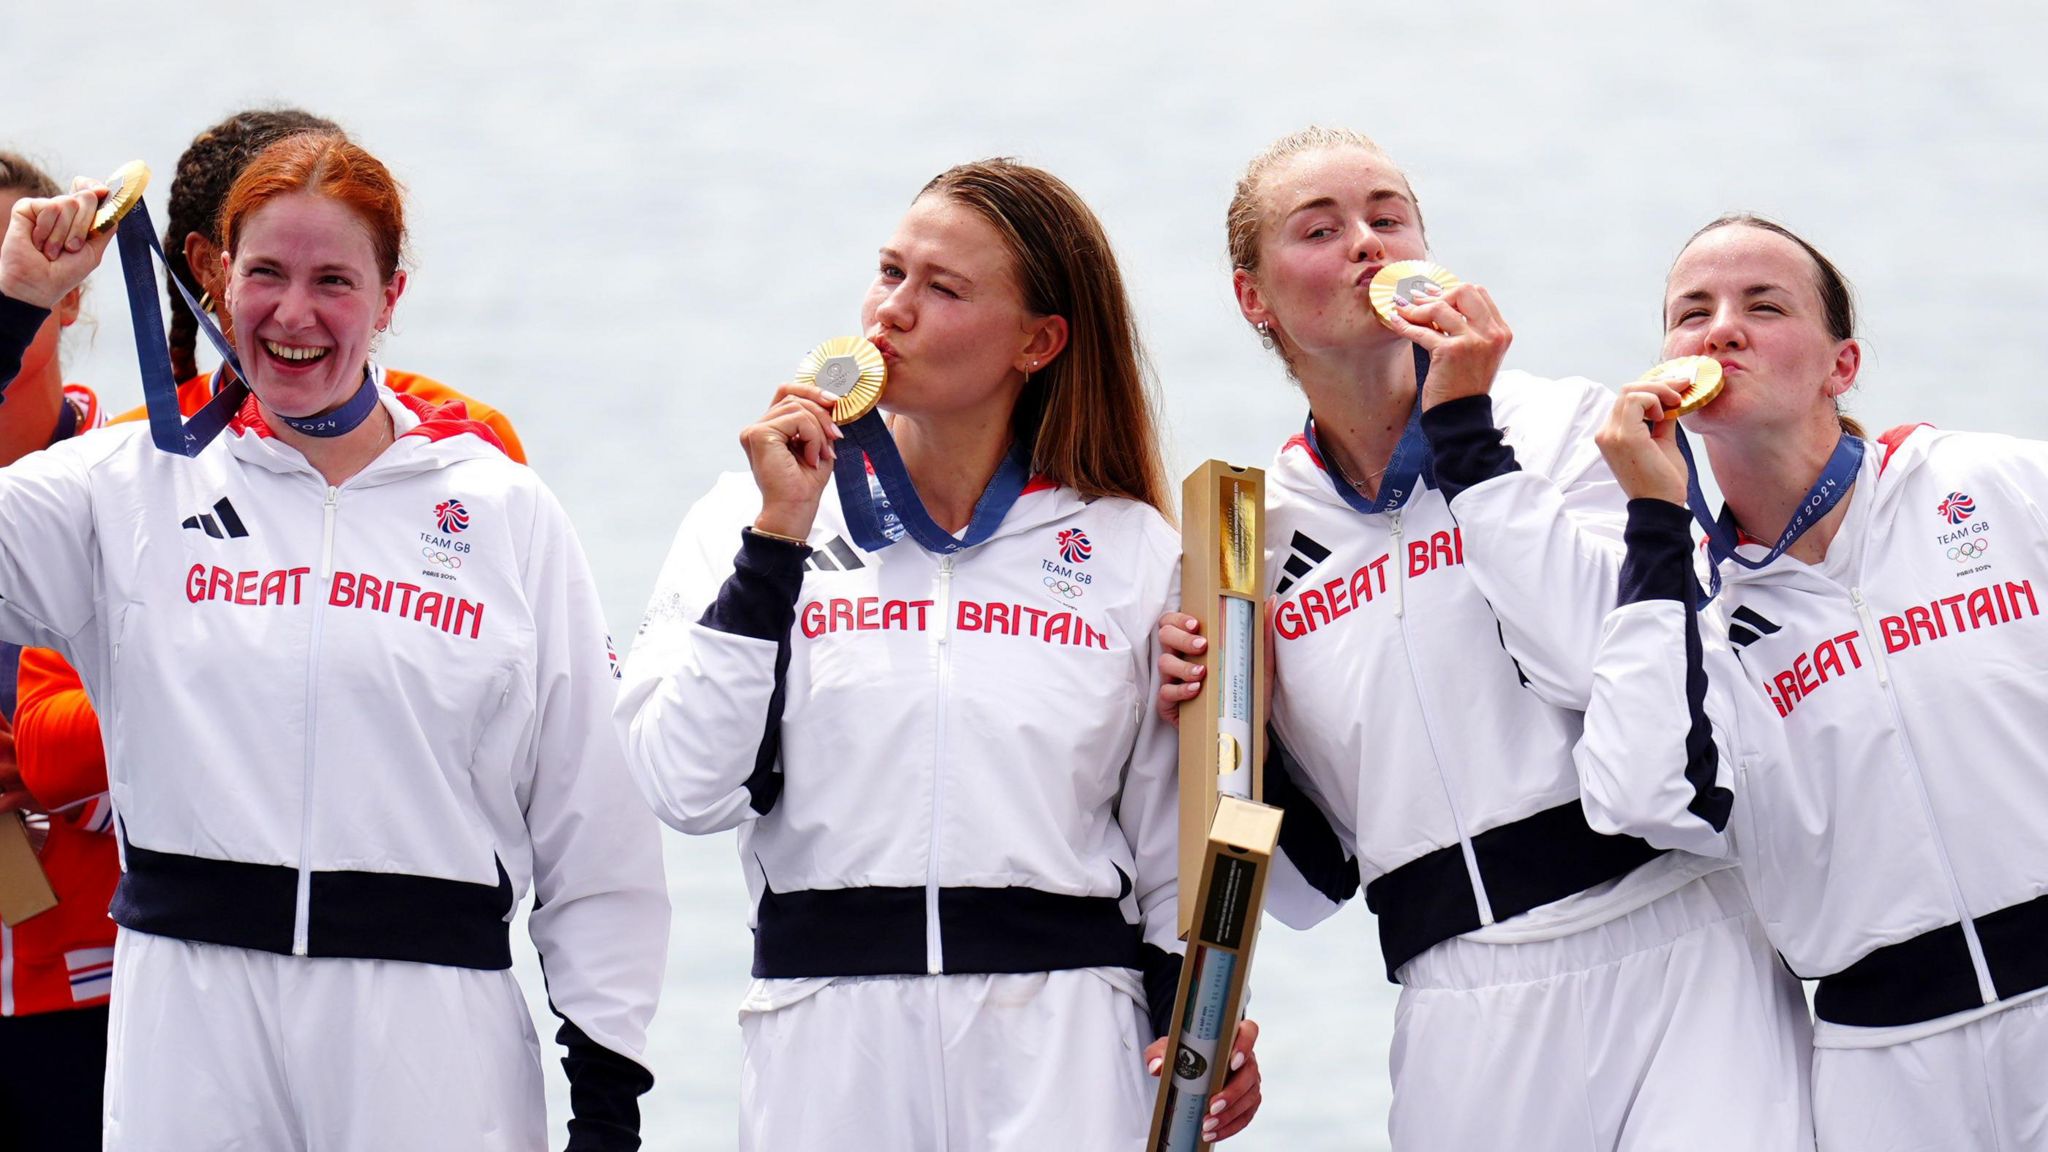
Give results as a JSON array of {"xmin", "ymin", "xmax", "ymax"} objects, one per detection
[
  {"xmin": 1575, "ymin": 500, "xmax": 1737, "ymax": 857},
  {"xmin": 614, "ymin": 476, "xmax": 803, "ymax": 835},
  {"xmin": 517, "ymin": 489, "xmax": 671, "ymax": 1144},
  {"xmin": 1426, "ymin": 381, "xmax": 1627, "ymax": 709},
  {"xmin": 1116, "ymin": 544, "xmax": 1185, "ymax": 1035},
  {"xmin": 0, "ymin": 437, "xmax": 101, "ymax": 651}
]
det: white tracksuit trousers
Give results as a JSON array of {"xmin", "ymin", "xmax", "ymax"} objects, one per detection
[
  {"xmin": 1388, "ymin": 869, "xmax": 1815, "ymax": 1151},
  {"xmin": 103, "ymin": 929, "xmax": 547, "ymax": 1151},
  {"xmin": 1812, "ymin": 992, "xmax": 2048, "ymax": 1151},
  {"xmin": 738, "ymin": 968, "xmax": 1152, "ymax": 1151}
]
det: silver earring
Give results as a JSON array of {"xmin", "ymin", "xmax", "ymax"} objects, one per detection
[{"xmin": 1257, "ymin": 321, "xmax": 1275, "ymax": 350}]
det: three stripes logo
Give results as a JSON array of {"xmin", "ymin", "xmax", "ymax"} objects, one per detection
[
  {"xmin": 1274, "ymin": 530, "xmax": 1332, "ymax": 596},
  {"xmin": 803, "ymin": 533, "xmax": 867, "ymax": 573},
  {"xmin": 1726, "ymin": 605, "xmax": 1781, "ymax": 650},
  {"xmin": 181, "ymin": 497, "xmax": 249, "ymax": 540}
]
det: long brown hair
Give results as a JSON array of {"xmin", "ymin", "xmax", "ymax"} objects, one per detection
[
  {"xmin": 0, "ymin": 150, "xmax": 61, "ymax": 199},
  {"xmin": 920, "ymin": 159, "xmax": 1171, "ymax": 515},
  {"xmin": 1679, "ymin": 213, "xmax": 1866, "ymax": 439}
]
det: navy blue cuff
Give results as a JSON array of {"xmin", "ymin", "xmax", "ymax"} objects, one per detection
[
  {"xmin": 698, "ymin": 529, "xmax": 809, "ymax": 642},
  {"xmin": 1619, "ymin": 499, "xmax": 1698, "ymax": 606},
  {"xmin": 1140, "ymin": 942, "xmax": 1183, "ymax": 1040},
  {"xmin": 0, "ymin": 293, "xmax": 52, "ymax": 394},
  {"xmin": 1419, "ymin": 394, "xmax": 1519, "ymax": 501},
  {"xmin": 553, "ymin": 1011, "xmax": 652, "ymax": 1152}
]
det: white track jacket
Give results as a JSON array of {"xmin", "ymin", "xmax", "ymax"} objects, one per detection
[
  {"xmin": 1264, "ymin": 374, "xmax": 1728, "ymax": 979},
  {"xmin": 1579, "ymin": 425, "xmax": 2048, "ymax": 1043},
  {"xmin": 616, "ymin": 471, "xmax": 1185, "ymax": 1032},
  {"xmin": 0, "ymin": 387, "xmax": 668, "ymax": 1143}
]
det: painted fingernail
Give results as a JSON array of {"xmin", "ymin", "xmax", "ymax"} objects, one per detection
[
  {"xmin": 819, "ymin": 390, "xmax": 840, "ymax": 403},
  {"xmin": 1147, "ymin": 1056, "xmax": 1163, "ymax": 1075},
  {"xmin": 1230, "ymin": 1051, "xmax": 1246, "ymax": 1071},
  {"xmin": 1210, "ymin": 1098, "xmax": 1229, "ymax": 1116},
  {"xmin": 1191, "ymin": 637, "xmax": 1207, "ymax": 650},
  {"xmin": 1203, "ymin": 1118, "xmax": 1219, "ymax": 1135}
]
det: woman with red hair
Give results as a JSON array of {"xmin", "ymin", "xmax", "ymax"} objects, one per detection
[{"xmin": 0, "ymin": 136, "xmax": 665, "ymax": 1150}]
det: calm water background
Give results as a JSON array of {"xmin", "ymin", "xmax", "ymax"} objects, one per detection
[{"xmin": 8, "ymin": 3, "xmax": 2046, "ymax": 1146}]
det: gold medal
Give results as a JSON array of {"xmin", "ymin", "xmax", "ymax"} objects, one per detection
[
  {"xmin": 1638, "ymin": 356, "xmax": 1724, "ymax": 419},
  {"xmin": 1369, "ymin": 260, "xmax": 1461, "ymax": 329},
  {"xmin": 91, "ymin": 160, "xmax": 151, "ymax": 236},
  {"xmin": 796, "ymin": 336, "xmax": 886, "ymax": 425}
]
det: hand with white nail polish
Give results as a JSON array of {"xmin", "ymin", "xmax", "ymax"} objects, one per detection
[{"xmin": 742, "ymin": 380, "xmax": 847, "ymax": 541}]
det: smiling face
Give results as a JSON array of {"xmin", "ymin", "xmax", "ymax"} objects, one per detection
[
  {"xmin": 1234, "ymin": 145, "xmax": 1426, "ymax": 362},
  {"xmin": 1662, "ymin": 223, "xmax": 1858, "ymax": 438},
  {"xmin": 222, "ymin": 192, "xmax": 403, "ymax": 419},
  {"xmin": 859, "ymin": 192, "xmax": 1062, "ymax": 423}
]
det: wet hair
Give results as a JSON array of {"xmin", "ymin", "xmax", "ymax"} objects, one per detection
[
  {"xmin": 221, "ymin": 134, "xmax": 407, "ymax": 287},
  {"xmin": 0, "ymin": 150, "xmax": 61, "ymax": 199},
  {"xmin": 1225, "ymin": 126, "xmax": 1420, "ymax": 274},
  {"xmin": 1680, "ymin": 214, "xmax": 1865, "ymax": 439},
  {"xmin": 919, "ymin": 159, "xmax": 1170, "ymax": 514},
  {"xmin": 163, "ymin": 109, "xmax": 343, "ymax": 380}
]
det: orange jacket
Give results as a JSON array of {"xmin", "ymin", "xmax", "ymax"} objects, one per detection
[{"xmin": 6, "ymin": 371, "xmax": 523, "ymax": 1016}]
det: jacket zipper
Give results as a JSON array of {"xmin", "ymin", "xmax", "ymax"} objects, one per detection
[
  {"xmin": 292, "ymin": 485, "xmax": 342, "ymax": 956},
  {"xmin": 926, "ymin": 554, "xmax": 956, "ymax": 975},
  {"xmin": 1849, "ymin": 585, "xmax": 1997, "ymax": 1006},
  {"xmin": 1391, "ymin": 512, "xmax": 1494, "ymax": 926}
]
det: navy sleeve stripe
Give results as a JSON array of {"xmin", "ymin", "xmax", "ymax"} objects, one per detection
[
  {"xmin": 1619, "ymin": 499, "xmax": 1697, "ymax": 605},
  {"xmin": 697, "ymin": 529, "xmax": 808, "ymax": 815},
  {"xmin": 549, "ymin": 1003, "xmax": 653, "ymax": 1151},
  {"xmin": 1265, "ymin": 728, "xmax": 1360, "ymax": 904},
  {"xmin": 1139, "ymin": 942, "xmax": 1183, "ymax": 1041},
  {"xmin": 1419, "ymin": 394, "xmax": 1520, "ymax": 502},
  {"xmin": 1620, "ymin": 501, "xmax": 1733, "ymax": 830},
  {"xmin": 0, "ymin": 293, "xmax": 52, "ymax": 393}
]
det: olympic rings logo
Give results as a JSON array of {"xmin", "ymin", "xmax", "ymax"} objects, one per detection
[
  {"xmin": 1043, "ymin": 576, "xmax": 1085, "ymax": 599},
  {"xmin": 1947, "ymin": 540, "xmax": 1989, "ymax": 562},
  {"xmin": 422, "ymin": 546, "xmax": 464, "ymax": 569}
]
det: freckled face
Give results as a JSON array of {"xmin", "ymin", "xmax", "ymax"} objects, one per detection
[
  {"xmin": 859, "ymin": 193, "xmax": 1041, "ymax": 421},
  {"xmin": 1243, "ymin": 147, "xmax": 1426, "ymax": 360},
  {"xmin": 223, "ymin": 193, "xmax": 402, "ymax": 419},
  {"xmin": 1663, "ymin": 225, "xmax": 1854, "ymax": 436}
]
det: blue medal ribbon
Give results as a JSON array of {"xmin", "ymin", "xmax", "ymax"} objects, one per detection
[
  {"xmin": 1306, "ymin": 343, "xmax": 1435, "ymax": 515},
  {"xmin": 274, "ymin": 372, "xmax": 379, "ymax": 438},
  {"xmin": 113, "ymin": 200, "xmax": 249, "ymax": 456},
  {"xmin": 830, "ymin": 410, "xmax": 1032, "ymax": 555},
  {"xmin": 1675, "ymin": 427, "xmax": 1864, "ymax": 598}
]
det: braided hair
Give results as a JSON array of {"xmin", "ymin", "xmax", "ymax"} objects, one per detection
[{"xmin": 163, "ymin": 109, "xmax": 341, "ymax": 381}]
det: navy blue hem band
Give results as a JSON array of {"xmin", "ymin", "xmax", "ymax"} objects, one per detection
[
  {"xmin": 1815, "ymin": 891, "xmax": 2048, "ymax": 1027},
  {"xmin": 110, "ymin": 842, "xmax": 514, "ymax": 969},
  {"xmin": 753, "ymin": 883, "xmax": 1144, "ymax": 979},
  {"xmin": 1265, "ymin": 729, "xmax": 1360, "ymax": 905},
  {"xmin": 0, "ymin": 293, "xmax": 51, "ymax": 394},
  {"xmin": 1419, "ymin": 394, "xmax": 1520, "ymax": 502},
  {"xmin": 1364, "ymin": 802, "xmax": 1664, "ymax": 981},
  {"xmin": 1620, "ymin": 499, "xmax": 1699, "ymax": 605}
]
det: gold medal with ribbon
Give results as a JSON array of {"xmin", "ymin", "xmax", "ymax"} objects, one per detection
[
  {"xmin": 1369, "ymin": 260, "xmax": 1461, "ymax": 329},
  {"xmin": 91, "ymin": 160, "xmax": 151, "ymax": 236},
  {"xmin": 796, "ymin": 336, "xmax": 887, "ymax": 425},
  {"xmin": 1638, "ymin": 355, "xmax": 1724, "ymax": 418}
]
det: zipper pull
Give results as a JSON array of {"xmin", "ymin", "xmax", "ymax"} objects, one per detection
[{"xmin": 1389, "ymin": 512, "xmax": 1405, "ymax": 618}]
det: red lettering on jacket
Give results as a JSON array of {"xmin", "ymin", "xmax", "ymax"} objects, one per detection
[{"xmin": 1276, "ymin": 554, "xmax": 1392, "ymax": 640}]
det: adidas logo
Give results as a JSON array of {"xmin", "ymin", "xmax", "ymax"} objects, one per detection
[
  {"xmin": 181, "ymin": 497, "xmax": 249, "ymax": 540},
  {"xmin": 803, "ymin": 534, "xmax": 866, "ymax": 573},
  {"xmin": 1727, "ymin": 606, "xmax": 1781, "ymax": 650},
  {"xmin": 1273, "ymin": 530, "xmax": 1332, "ymax": 596}
]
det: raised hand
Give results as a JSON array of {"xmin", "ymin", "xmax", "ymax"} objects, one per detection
[{"xmin": 741, "ymin": 380, "xmax": 845, "ymax": 541}]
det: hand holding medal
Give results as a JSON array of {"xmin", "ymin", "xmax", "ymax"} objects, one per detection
[
  {"xmin": 741, "ymin": 338, "xmax": 867, "ymax": 541},
  {"xmin": 0, "ymin": 166, "xmax": 131, "ymax": 312},
  {"xmin": 1596, "ymin": 358, "xmax": 1724, "ymax": 507},
  {"xmin": 1370, "ymin": 260, "xmax": 1513, "ymax": 410}
]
